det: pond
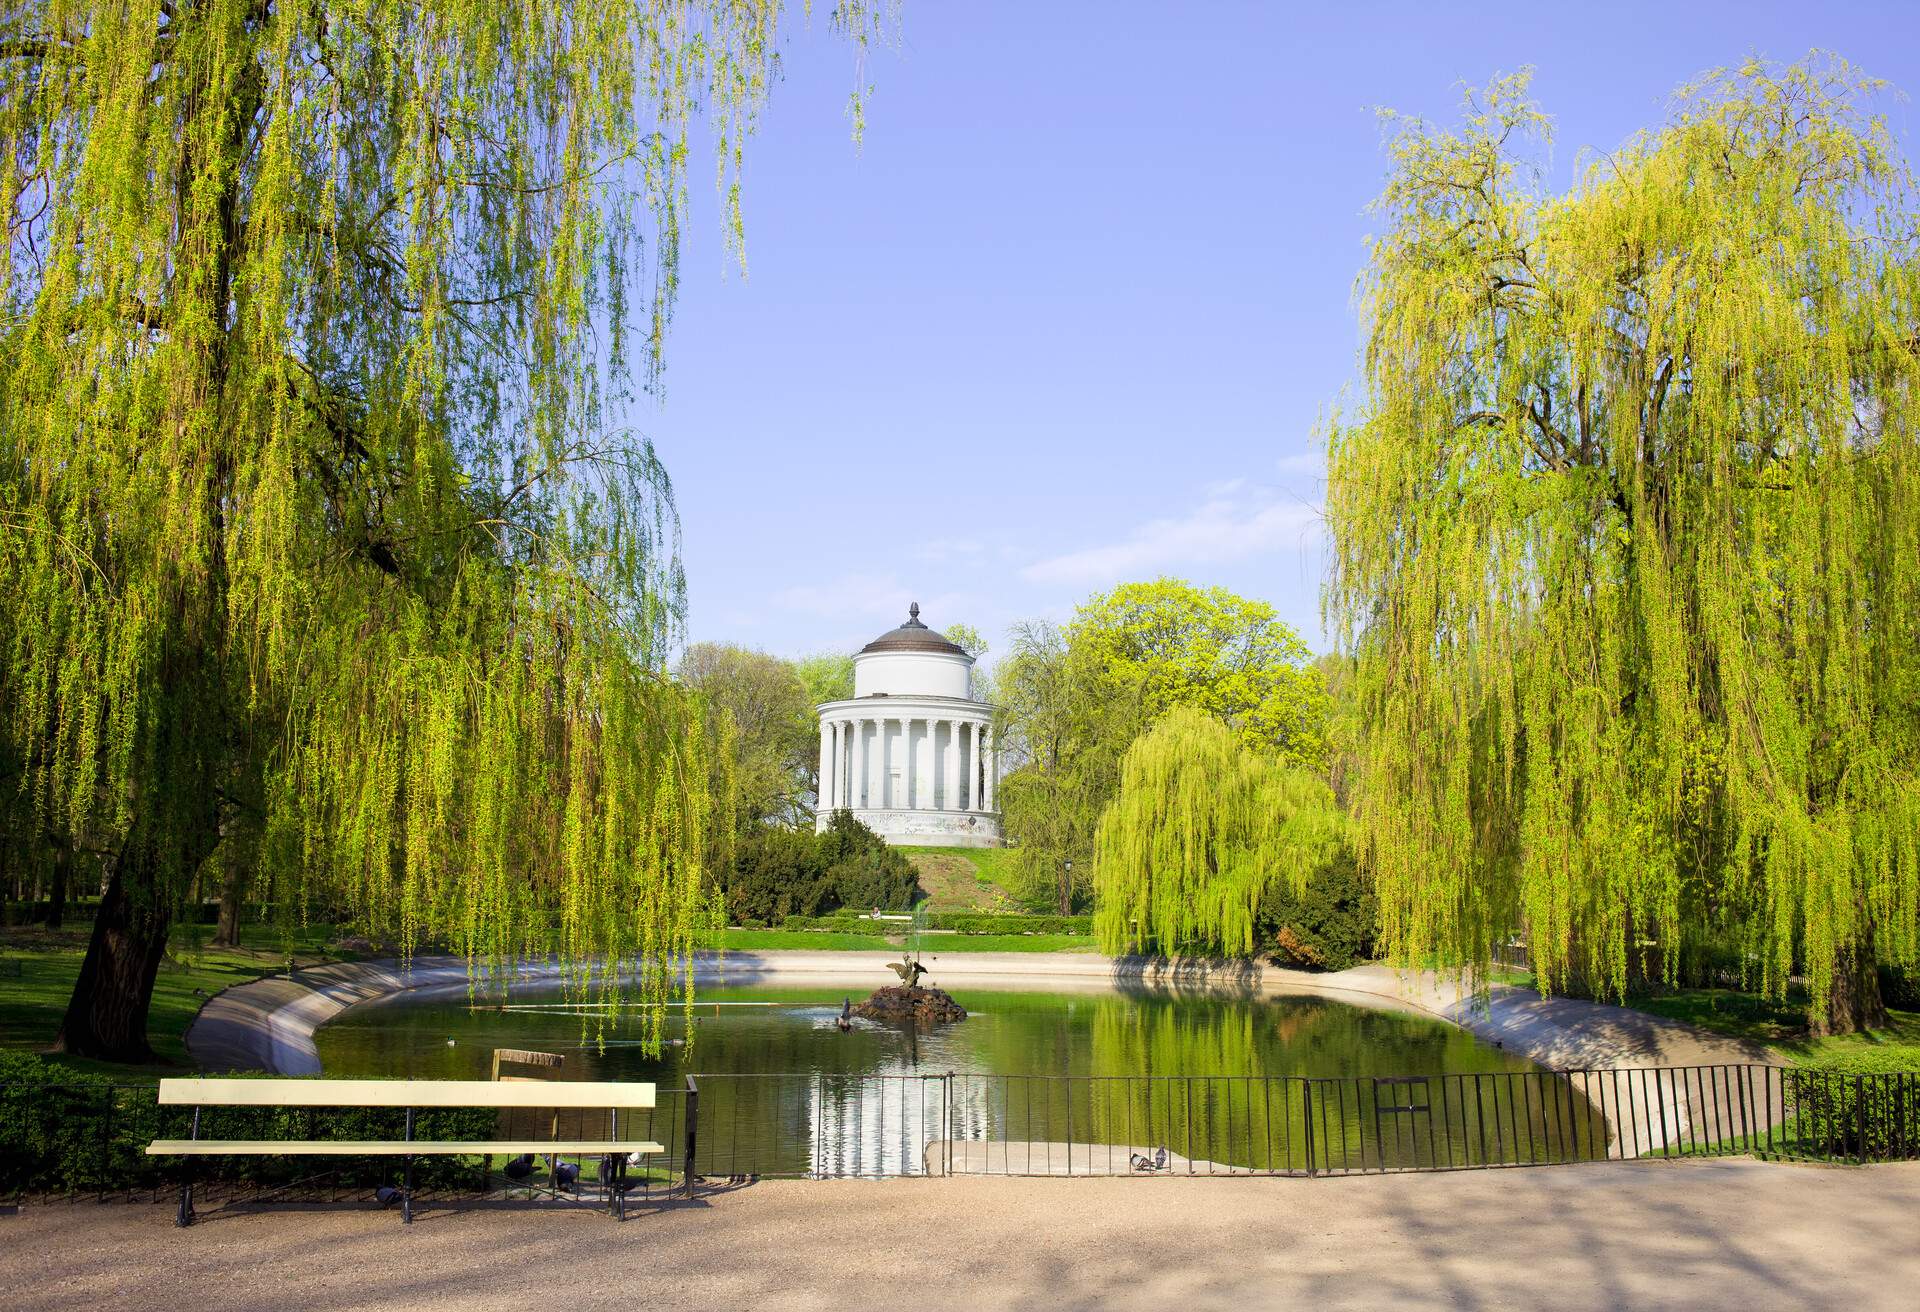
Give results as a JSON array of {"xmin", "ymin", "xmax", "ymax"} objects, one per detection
[{"xmin": 316, "ymin": 981, "xmax": 1611, "ymax": 1176}]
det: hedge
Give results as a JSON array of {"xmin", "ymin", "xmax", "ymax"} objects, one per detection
[
  {"xmin": 777, "ymin": 911, "xmax": 1091, "ymax": 936},
  {"xmin": 1781, "ymin": 1067, "xmax": 1920, "ymax": 1162},
  {"xmin": 0, "ymin": 1053, "xmax": 495, "ymax": 1197}
]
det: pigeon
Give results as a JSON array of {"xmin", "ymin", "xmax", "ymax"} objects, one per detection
[
  {"xmin": 503, "ymin": 1153, "xmax": 535, "ymax": 1182},
  {"xmin": 553, "ymin": 1160, "xmax": 580, "ymax": 1190}
]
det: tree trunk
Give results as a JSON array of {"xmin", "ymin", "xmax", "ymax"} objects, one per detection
[
  {"xmin": 52, "ymin": 856, "xmax": 173, "ymax": 1062},
  {"xmin": 212, "ymin": 863, "xmax": 245, "ymax": 948},
  {"xmin": 1811, "ymin": 939, "xmax": 1890, "ymax": 1037},
  {"xmin": 45, "ymin": 836, "xmax": 71, "ymax": 929}
]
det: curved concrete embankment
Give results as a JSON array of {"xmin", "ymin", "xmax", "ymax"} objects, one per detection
[{"xmin": 185, "ymin": 949, "xmax": 1778, "ymax": 1155}]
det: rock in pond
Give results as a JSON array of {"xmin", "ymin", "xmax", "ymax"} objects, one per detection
[{"xmin": 854, "ymin": 986, "xmax": 968, "ymax": 1024}]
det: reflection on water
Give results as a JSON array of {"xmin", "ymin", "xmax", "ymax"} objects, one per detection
[{"xmin": 315, "ymin": 985, "xmax": 1606, "ymax": 1175}]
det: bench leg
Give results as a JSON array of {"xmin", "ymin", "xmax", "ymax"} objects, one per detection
[
  {"xmin": 176, "ymin": 1175, "xmax": 194, "ymax": 1228},
  {"xmin": 402, "ymin": 1156, "xmax": 413, "ymax": 1225},
  {"xmin": 614, "ymin": 1155, "xmax": 627, "ymax": 1222}
]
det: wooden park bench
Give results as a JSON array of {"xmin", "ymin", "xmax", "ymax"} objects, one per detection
[{"xmin": 147, "ymin": 1077, "xmax": 663, "ymax": 1225}]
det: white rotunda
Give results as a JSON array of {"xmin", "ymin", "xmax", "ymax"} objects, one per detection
[{"xmin": 815, "ymin": 604, "xmax": 1002, "ymax": 847}]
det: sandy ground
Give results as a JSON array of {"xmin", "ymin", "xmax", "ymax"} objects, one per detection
[{"xmin": 6, "ymin": 1159, "xmax": 1918, "ymax": 1312}]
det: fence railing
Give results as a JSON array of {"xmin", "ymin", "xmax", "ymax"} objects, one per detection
[
  {"xmin": 5, "ymin": 1064, "xmax": 1915, "ymax": 1200},
  {"xmin": 679, "ymin": 1065, "xmax": 1920, "ymax": 1181}
]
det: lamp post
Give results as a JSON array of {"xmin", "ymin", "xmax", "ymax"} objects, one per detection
[{"xmin": 1059, "ymin": 859, "xmax": 1073, "ymax": 917}]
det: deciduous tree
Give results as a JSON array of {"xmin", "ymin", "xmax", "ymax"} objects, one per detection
[
  {"xmin": 1092, "ymin": 708, "xmax": 1344, "ymax": 956},
  {"xmin": 1325, "ymin": 59, "xmax": 1920, "ymax": 1032},
  {"xmin": 679, "ymin": 642, "xmax": 817, "ymax": 830},
  {"xmin": 998, "ymin": 581, "xmax": 1330, "ymax": 913},
  {"xmin": 0, "ymin": 0, "xmax": 883, "ymax": 1060}
]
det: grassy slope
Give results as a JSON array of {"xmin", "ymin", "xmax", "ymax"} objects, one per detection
[
  {"xmin": 904, "ymin": 845, "xmax": 1026, "ymax": 912},
  {"xmin": 0, "ymin": 922, "xmax": 361, "ymax": 1079}
]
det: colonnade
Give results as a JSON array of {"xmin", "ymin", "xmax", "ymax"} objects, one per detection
[{"xmin": 816, "ymin": 715, "xmax": 996, "ymax": 813}]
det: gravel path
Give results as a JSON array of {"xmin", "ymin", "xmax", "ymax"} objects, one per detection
[{"xmin": 8, "ymin": 1159, "xmax": 1916, "ymax": 1311}]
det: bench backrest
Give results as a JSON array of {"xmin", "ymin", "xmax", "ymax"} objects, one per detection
[{"xmin": 156, "ymin": 1078, "xmax": 656, "ymax": 1110}]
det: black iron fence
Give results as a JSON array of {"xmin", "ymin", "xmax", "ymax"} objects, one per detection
[
  {"xmin": 680, "ymin": 1065, "xmax": 1920, "ymax": 1180},
  {"xmin": 4, "ymin": 1064, "xmax": 1915, "ymax": 1200}
]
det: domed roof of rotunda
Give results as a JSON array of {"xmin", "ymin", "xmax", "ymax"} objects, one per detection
[{"xmin": 858, "ymin": 603, "xmax": 969, "ymax": 658}]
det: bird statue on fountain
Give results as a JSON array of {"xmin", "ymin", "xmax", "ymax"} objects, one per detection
[{"xmin": 854, "ymin": 905, "xmax": 966, "ymax": 1024}]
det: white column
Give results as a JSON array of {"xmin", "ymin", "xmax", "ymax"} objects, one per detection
[
  {"xmin": 960, "ymin": 718, "xmax": 975, "ymax": 810},
  {"xmin": 879, "ymin": 718, "xmax": 894, "ymax": 809},
  {"xmin": 982, "ymin": 724, "xmax": 995, "ymax": 811},
  {"xmin": 853, "ymin": 718, "xmax": 868, "ymax": 810},
  {"xmin": 818, "ymin": 721, "xmax": 834, "ymax": 812},
  {"xmin": 941, "ymin": 720, "xmax": 957, "ymax": 810},
  {"xmin": 833, "ymin": 721, "xmax": 846, "ymax": 810},
  {"xmin": 905, "ymin": 718, "xmax": 919, "ymax": 810}
]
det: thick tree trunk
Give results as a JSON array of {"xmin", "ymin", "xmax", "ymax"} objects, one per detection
[
  {"xmin": 52, "ymin": 857, "xmax": 173, "ymax": 1062},
  {"xmin": 1811, "ymin": 940, "xmax": 1890, "ymax": 1037}
]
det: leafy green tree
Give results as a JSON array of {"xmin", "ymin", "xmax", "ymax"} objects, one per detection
[
  {"xmin": 0, "ymin": 0, "xmax": 881, "ymax": 1060},
  {"xmin": 1074, "ymin": 579, "xmax": 1329, "ymax": 770},
  {"xmin": 795, "ymin": 652, "xmax": 855, "ymax": 706},
  {"xmin": 1325, "ymin": 59, "xmax": 1920, "ymax": 1032},
  {"xmin": 1093, "ymin": 707, "xmax": 1344, "ymax": 956},
  {"xmin": 679, "ymin": 642, "xmax": 817, "ymax": 830},
  {"xmin": 999, "ymin": 581, "xmax": 1330, "ymax": 913}
]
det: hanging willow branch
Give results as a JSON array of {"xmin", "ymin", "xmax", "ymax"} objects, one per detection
[
  {"xmin": 1093, "ymin": 707, "xmax": 1345, "ymax": 957},
  {"xmin": 0, "ymin": 1, "xmax": 888, "ymax": 1058},
  {"xmin": 1325, "ymin": 57, "xmax": 1920, "ymax": 1024}
]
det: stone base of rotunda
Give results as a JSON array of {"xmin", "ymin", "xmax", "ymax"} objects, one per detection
[{"xmin": 831, "ymin": 808, "xmax": 1004, "ymax": 848}]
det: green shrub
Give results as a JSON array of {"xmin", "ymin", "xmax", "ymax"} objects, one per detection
[
  {"xmin": 1255, "ymin": 849, "xmax": 1378, "ymax": 972},
  {"xmin": 0, "ymin": 1053, "xmax": 497, "ymax": 1197},
  {"xmin": 1782, "ymin": 1066, "xmax": 1920, "ymax": 1161},
  {"xmin": 776, "ymin": 911, "xmax": 1092, "ymax": 935},
  {"xmin": 722, "ymin": 813, "xmax": 917, "ymax": 925},
  {"xmin": 1880, "ymin": 963, "xmax": 1920, "ymax": 1011},
  {"xmin": 925, "ymin": 912, "xmax": 1090, "ymax": 935}
]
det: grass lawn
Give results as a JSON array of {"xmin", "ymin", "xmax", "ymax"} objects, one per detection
[
  {"xmin": 718, "ymin": 928, "xmax": 896, "ymax": 952},
  {"xmin": 1591, "ymin": 984, "xmax": 1920, "ymax": 1072},
  {"xmin": 0, "ymin": 921, "xmax": 363, "ymax": 1080},
  {"xmin": 717, "ymin": 927, "xmax": 1093, "ymax": 954}
]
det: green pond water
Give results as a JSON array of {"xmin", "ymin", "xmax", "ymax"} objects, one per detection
[{"xmin": 315, "ymin": 984, "xmax": 1609, "ymax": 1175}]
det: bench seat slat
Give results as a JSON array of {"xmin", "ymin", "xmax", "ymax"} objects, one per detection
[
  {"xmin": 155, "ymin": 1078, "xmax": 656, "ymax": 1110},
  {"xmin": 146, "ymin": 1140, "xmax": 667, "ymax": 1156}
]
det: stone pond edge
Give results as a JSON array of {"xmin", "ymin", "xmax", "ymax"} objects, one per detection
[{"xmin": 183, "ymin": 949, "xmax": 1781, "ymax": 1156}]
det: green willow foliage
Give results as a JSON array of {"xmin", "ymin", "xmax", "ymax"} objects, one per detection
[
  {"xmin": 0, "ymin": 1, "xmax": 885, "ymax": 1056},
  {"xmin": 1325, "ymin": 59, "xmax": 1920, "ymax": 1020},
  {"xmin": 1093, "ymin": 708, "xmax": 1344, "ymax": 956}
]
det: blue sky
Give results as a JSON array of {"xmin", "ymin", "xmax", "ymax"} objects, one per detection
[{"xmin": 636, "ymin": 1, "xmax": 1920, "ymax": 667}]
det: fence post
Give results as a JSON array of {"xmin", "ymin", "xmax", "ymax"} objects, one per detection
[
  {"xmin": 1185, "ymin": 1077, "xmax": 1194, "ymax": 1174},
  {"xmin": 1856, "ymin": 1074, "xmax": 1867, "ymax": 1165},
  {"xmin": 683, "ymin": 1075, "xmax": 699, "ymax": 1199},
  {"xmin": 1302, "ymin": 1080, "xmax": 1316, "ymax": 1177}
]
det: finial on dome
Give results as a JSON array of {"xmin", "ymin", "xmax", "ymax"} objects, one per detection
[{"xmin": 907, "ymin": 602, "xmax": 922, "ymax": 626}]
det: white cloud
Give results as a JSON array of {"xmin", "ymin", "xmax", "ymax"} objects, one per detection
[
  {"xmin": 1020, "ymin": 484, "xmax": 1323, "ymax": 587},
  {"xmin": 1274, "ymin": 449, "xmax": 1324, "ymax": 476}
]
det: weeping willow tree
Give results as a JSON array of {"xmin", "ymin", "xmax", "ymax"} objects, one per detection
[
  {"xmin": 0, "ymin": 0, "xmax": 886, "ymax": 1061},
  {"xmin": 1093, "ymin": 707, "xmax": 1344, "ymax": 956},
  {"xmin": 1325, "ymin": 58, "xmax": 1920, "ymax": 1033}
]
